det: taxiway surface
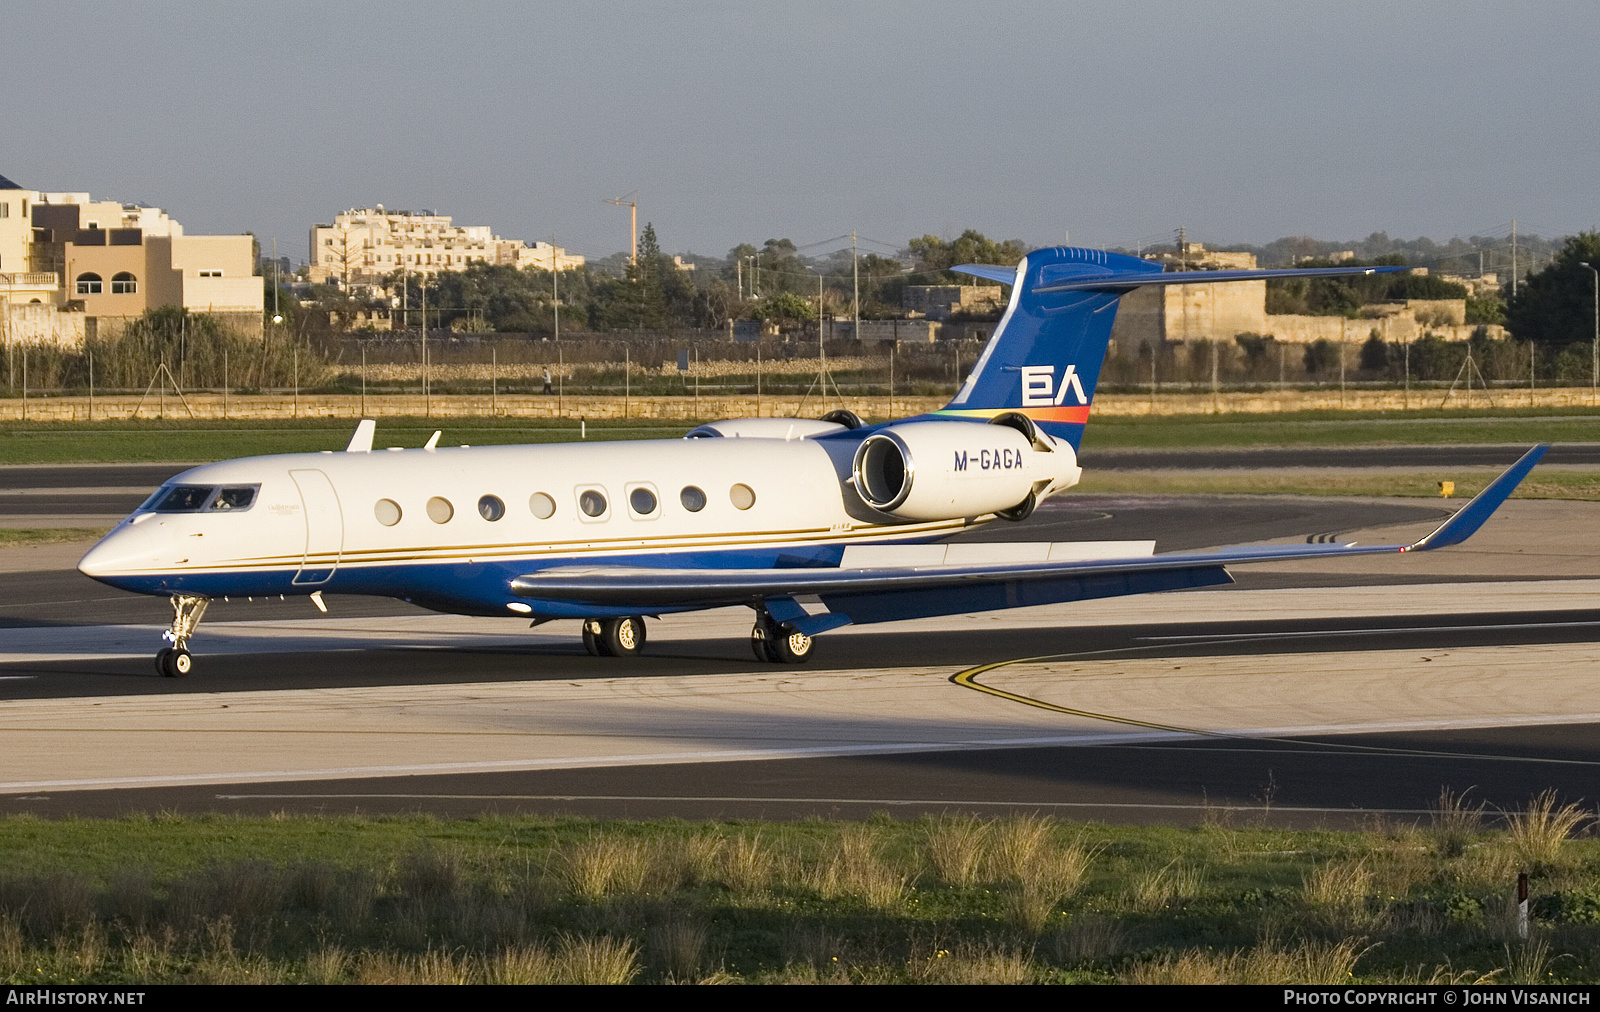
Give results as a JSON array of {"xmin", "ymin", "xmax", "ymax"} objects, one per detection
[{"xmin": 2, "ymin": 461, "xmax": 1598, "ymax": 825}]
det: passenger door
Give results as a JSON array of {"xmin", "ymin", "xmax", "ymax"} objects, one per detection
[{"xmin": 289, "ymin": 469, "xmax": 343, "ymax": 585}]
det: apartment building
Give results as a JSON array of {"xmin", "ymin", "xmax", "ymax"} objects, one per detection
[
  {"xmin": 308, "ymin": 206, "xmax": 582, "ymax": 287},
  {"xmin": 0, "ymin": 172, "xmax": 263, "ymax": 345}
]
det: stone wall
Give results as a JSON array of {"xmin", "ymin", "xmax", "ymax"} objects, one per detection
[{"xmin": 0, "ymin": 387, "xmax": 1586, "ymax": 422}]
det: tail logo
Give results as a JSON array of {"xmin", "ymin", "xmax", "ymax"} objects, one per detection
[{"xmin": 1020, "ymin": 365, "xmax": 1087, "ymax": 407}]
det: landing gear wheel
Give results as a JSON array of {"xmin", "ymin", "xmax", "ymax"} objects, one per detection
[
  {"xmin": 582, "ymin": 619, "xmax": 610, "ymax": 657},
  {"xmin": 751, "ymin": 613, "xmax": 812, "ymax": 664},
  {"xmin": 751, "ymin": 622, "xmax": 778, "ymax": 663},
  {"xmin": 602, "ymin": 616, "xmax": 647, "ymax": 656},
  {"xmin": 156, "ymin": 647, "xmax": 192, "ymax": 678},
  {"xmin": 770, "ymin": 625, "xmax": 813, "ymax": 664}
]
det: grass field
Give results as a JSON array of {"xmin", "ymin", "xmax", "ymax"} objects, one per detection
[
  {"xmin": 3, "ymin": 409, "xmax": 1600, "ymax": 465},
  {"xmin": 1, "ymin": 803, "xmax": 1596, "ymax": 984}
]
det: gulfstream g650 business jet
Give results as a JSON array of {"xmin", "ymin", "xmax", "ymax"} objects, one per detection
[{"xmin": 79, "ymin": 247, "xmax": 1546, "ymax": 676}]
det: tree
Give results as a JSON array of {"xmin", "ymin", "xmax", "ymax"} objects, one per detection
[
  {"xmin": 1359, "ymin": 332, "xmax": 1389, "ymax": 372},
  {"xmin": 1505, "ymin": 232, "xmax": 1600, "ymax": 348},
  {"xmin": 908, "ymin": 230, "xmax": 1027, "ymax": 282}
]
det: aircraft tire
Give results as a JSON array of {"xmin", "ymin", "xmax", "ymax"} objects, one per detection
[
  {"xmin": 603, "ymin": 616, "xmax": 646, "ymax": 656},
  {"xmin": 156, "ymin": 648, "xmax": 192, "ymax": 678},
  {"xmin": 751, "ymin": 625, "xmax": 777, "ymax": 663},
  {"xmin": 582, "ymin": 620, "xmax": 610, "ymax": 657},
  {"xmin": 770, "ymin": 624, "xmax": 813, "ymax": 664}
]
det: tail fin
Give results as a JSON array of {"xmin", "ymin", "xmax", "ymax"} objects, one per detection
[{"xmin": 930, "ymin": 246, "xmax": 1401, "ymax": 449}]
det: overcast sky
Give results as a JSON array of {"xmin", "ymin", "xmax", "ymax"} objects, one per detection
[{"xmin": 3, "ymin": 1, "xmax": 1595, "ymax": 264}]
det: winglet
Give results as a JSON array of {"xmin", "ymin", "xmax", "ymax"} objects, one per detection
[
  {"xmin": 1409, "ymin": 444, "xmax": 1548, "ymax": 551},
  {"xmin": 345, "ymin": 418, "xmax": 376, "ymax": 453}
]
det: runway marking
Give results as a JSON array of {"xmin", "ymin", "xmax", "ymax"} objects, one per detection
[
  {"xmin": 1142, "ymin": 618, "xmax": 1600, "ymax": 644},
  {"xmin": 206, "ymin": 791, "xmax": 1437, "ymax": 815},
  {"xmin": 950, "ymin": 651, "xmax": 1600, "ymax": 770}
]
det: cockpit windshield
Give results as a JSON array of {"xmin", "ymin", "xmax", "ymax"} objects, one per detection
[
  {"xmin": 210, "ymin": 486, "xmax": 257, "ymax": 511},
  {"xmin": 153, "ymin": 486, "xmax": 213, "ymax": 512},
  {"xmin": 141, "ymin": 484, "xmax": 260, "ymax": 513}
]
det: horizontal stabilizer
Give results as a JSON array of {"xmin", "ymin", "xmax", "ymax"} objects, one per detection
[
  {"xmin": 950, "ymin": 264, "xmax": 1019, "ymax": 285},
  {"xmin": 1030, "ymin": 264, "xmax": 1405, "ymax": 294}
]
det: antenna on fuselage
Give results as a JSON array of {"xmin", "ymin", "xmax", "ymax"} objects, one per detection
[
  {"xmin": 345, "ymin": 418, "xmax": 376, "ymax": 453},
  {"xmin": 424, "ymin": 430, "xmax": 441, "ymax": 450}
]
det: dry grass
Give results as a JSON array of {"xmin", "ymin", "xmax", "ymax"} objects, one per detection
[
  {"xmin": 1054, "ymin": 916, "xmax": 1128, "ymax": 966},
  {"xmin": 1430, "ymin": 787, "xmax": 1487, "ymax": 858},
  {"xmin": 720, "ymin": 832, "xmax": 772, "ymax": 895},
  {"xmin": 1127, "ymin": 859, "xmax": 1200, "ymax": 912},
  {"xmin": 911, "ymin": 942, "xmax": 1036, "ymax": 984},
  {"xmin": 1303, "ymin": 859, "xmax": 1374, "ymax": 914},
  {"xmin": 648, "ymin": 916, "xmax": 711, "ymax": 982},
  {"xmin": 560, "ymin": 834, "xmax": 655, "ymax": 900},
  {"xmin": 1505, "ymin": 791, "xmax": 1590, "ymax": 869},
  {"xmin": 670, "ymin": 831, "xmax": 725, "ymax": 888},
  {"xmin": 1122, "ymin": 937, "xmax": 1365, "ymax": 985},
  {"xmin": 987, "ymin": 815, "xmax": 1056, "ymax": 881},
  {"xmin": 300, "ymin": 944, "xmax": 350, "ymax": 984},
  {"xmin": 807, "ymin": 825, "xmax": 909, "ymax": 908},
  {"xmin": 1006, "ymin": 841, "xmax": 1096, "ymax": 933},
  {"xmin": 921, "ymin": 813, "xmax": 991, "ymax": 887}
]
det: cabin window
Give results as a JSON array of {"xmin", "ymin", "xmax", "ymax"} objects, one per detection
[
  {"xmin": 209, "ymin": 486, "xmax": 257, "ymax": 511},
  {"xmin": 426, "ymin": 496, "xmax": 454, "ymax": 523},
  {"xmin": 478, "ymin": 494, "xmax": 505, "ymax": 521},
  {"xmin": 111, "ymin": 272, "xmax": 137, "ymax": 294},
  {"xmin": 729, "ymin": 483, "xmax": 756, "ymax": 510},
  {"xmin": 627, "ymin": 485, "xmax": 658, "ymax": 518},
  {"xmin": 577, "ymin": 488, "xmax": 608, "ymax": 519},
  {"xmin": 679, "ymin": 486, "xmax": 707, "ymax": 512},
  {"xmin": 75, "ymin": 273, "xmax": 102, "ymax": 295},
  {"xmin": 374, "ymin": 499, "xmax": 402, "ymax": 526},
  {"xmin": 529, "ymin": 492, "xmax": 556, "ymax": 519}
]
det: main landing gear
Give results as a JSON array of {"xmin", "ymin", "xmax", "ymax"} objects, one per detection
[
  {"xmin": 582, "ymin": 615, "xmax": 648, "ymax": 657},
  {"xmin": 156, "ymin": 595, "xmax": 209, "ymax": 678},
  {"xmin": 751, "ymin": 610, "xmax": 813, "ymax": 664}
]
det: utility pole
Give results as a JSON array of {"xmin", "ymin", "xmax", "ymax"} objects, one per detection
[
  {"xmin": 552, "ymin": 235, "xmax": 560, "ymax": 342},
  {"xmin": 1581, "ymin": 262, "xmax": 1599, "ymax": 407},
  {"xmin": 605, "ymin": 191, "xmax": 639, "ymax": 266},
  {"xmin": 1511, "ymin": 220, "xmax": 1519, "ymax": 299},
  {"xmin": 736, "ymin": 258, "xmax": 742, "ymax": 300},
  {"xmin": 851, "ymin": 230, "xmax": 860, "ymax": 339},
  {"xmin": 421, "ymin": 264, "xmax": 430, "ymax": 417}
]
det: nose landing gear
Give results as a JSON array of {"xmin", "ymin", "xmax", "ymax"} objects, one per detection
[
  {"xmin": 156, "ymin": 595, "xmax": 209, "ymax": 678},
  {"xmin": 581, "ymin": 616, "xmax": 648, "ymax": 657}
]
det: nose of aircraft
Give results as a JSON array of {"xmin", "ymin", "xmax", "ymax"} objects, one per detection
[{"xmin": 78, "ymin": 520, "xmax": 158, "ymax": 580}]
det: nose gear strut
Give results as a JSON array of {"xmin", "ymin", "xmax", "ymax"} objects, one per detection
[{"xmin": 156, "ymin": 595, "xmax": 209, "ymax": 678}]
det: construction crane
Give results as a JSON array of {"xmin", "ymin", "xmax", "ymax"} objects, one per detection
[{"xmin": 604, "ymin": 191, "xmax": 639, "ymax": 267}]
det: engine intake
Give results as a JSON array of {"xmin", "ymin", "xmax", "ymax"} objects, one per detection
[{"xmin": 851, "ymin": 420, "xmax": 1078, "ymax": 521}]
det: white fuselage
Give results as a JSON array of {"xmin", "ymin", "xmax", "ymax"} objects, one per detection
[{"xmin": 79, "ymin": 426, "xmax": 1078, "ymax": 618}]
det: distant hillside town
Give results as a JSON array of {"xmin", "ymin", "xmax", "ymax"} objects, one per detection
[{"xmin": 3, "ymin": 170, "xmax": 1596, "ymax": 372}]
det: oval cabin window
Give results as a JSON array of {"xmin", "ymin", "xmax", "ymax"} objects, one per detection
[
  {"xmin": 578, "ymin": 490, "xmax": 607, "ymax": 518},
  {"xmin": 374, "ymin": 499, "xmax": 402, "ymax": 526},
  {"xmin": 679, "ymin": 485, "xmax": 707, "ymax": 512},
  {"xmin": 426, "ymin": 496, "xmax": 454, "ymax": 524},
  {"xmin": 478, "ymin": 495, "xmax": 505, "ymax": 521},
  {"xmin": 629, "ymin": 487, "xmax": 658, "ymax": 516},
  {"xmin": 529, "ymin": 492, "xmax": 556, "ymax": 519},
  {"xmin": 729, "ymin": 483, "xmax": 756, "ymax": 510}
]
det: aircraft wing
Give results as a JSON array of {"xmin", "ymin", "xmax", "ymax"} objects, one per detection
[{"xmin": 509, "ymin": 445, "xmax": 1546, "ymax": 629}]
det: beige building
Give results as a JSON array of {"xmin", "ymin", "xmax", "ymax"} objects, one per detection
[
  {"xmin": 309, "ymin": 206, "xmax": 582, "ymax": 287},
  {"xmin": 1, "ymin": 174, "xmax": 262, "ymax": 346},
  {"xmin": 902, "ymin": 284, "xmax": 1006, "ymax": 320}
]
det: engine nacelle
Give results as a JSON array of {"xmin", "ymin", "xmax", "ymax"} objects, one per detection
[{"xmin": 851, "ymin": 419, "xmax": 1081, "ymax": 521}]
